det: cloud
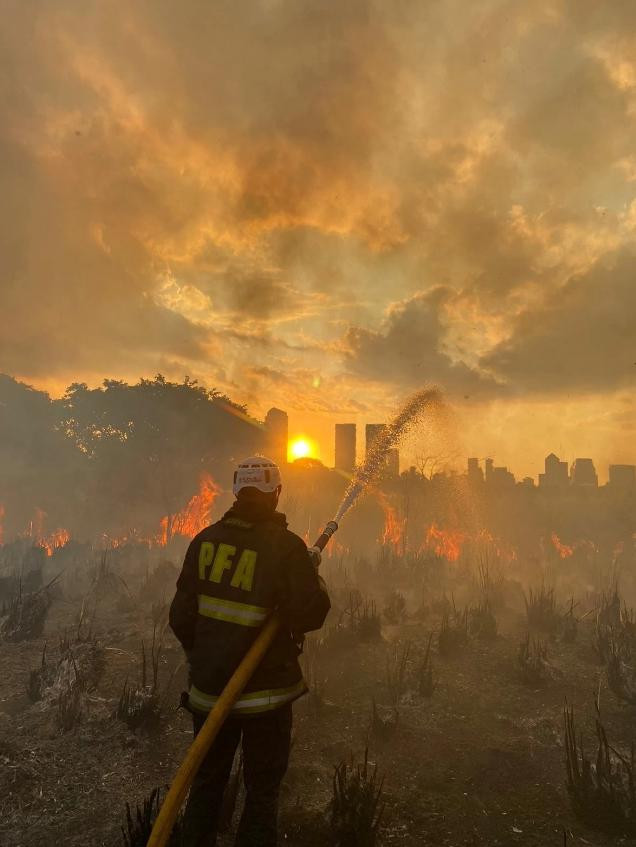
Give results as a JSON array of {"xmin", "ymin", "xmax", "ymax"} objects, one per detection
[
  {"xmin": 345, "ymin": 288, "xmax": 502, "ymax": 396},
  {"xmin": 482, "ymin": 248, "xmax": 636, "ymax": 393},
  {"xmin": 0, "ymin": 0, "xmax": 635, "ymax": 446}
]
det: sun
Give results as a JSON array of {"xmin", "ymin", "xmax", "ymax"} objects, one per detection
[{"xmin": 288, "ymin": 437, "xmax": 316, "ymax": 461}]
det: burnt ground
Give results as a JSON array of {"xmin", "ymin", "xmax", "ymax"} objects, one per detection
[{"xmin": 1, "ymin": 563, "xmax": 635, "ymax": 847}]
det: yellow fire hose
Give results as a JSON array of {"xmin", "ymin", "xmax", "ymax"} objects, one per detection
[{"xmin": 147, "ymin": 613, "xmax": 281, "ymax": 847}]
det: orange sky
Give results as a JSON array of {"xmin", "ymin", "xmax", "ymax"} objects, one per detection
[{"xmin": 2, "ymin": 1, "xmax": 635, "ymax": 482}]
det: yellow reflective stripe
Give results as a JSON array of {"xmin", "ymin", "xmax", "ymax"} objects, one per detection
[
  {"xmin": 188, "ymin": 680, "xmax": 307, "ymax": 714},
  {"xmin": 197, "ymin": 594, "xmax": 270, "ymax": 627}
]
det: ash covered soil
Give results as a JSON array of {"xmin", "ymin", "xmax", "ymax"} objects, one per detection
[{"xmin": 0, "ymin": 553, "xmax": 633, "ymax": 847}]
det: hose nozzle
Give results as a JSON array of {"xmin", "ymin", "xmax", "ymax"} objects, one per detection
[{"xmin": 312, "ymin": 520, "xmax": 339, "ymax": 553}]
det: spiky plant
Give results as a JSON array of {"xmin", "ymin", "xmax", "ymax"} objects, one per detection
[
  {"xmin": 562, "ymin": 598, "xmax": 578, "ymax": 644},
  {"xmin": 331, "ymin": 749, "xmax": 384, "ymax": 846},
  {"xmin": 518, "ymin": 634, "xmax": 551, "ymax": 685},
  {"xmin": 57, "ymin": 661, "xmax": 85, "ymax": 733},
  {"xmin": 383, "ymin": 591, "xmax": 406, "ymax": 625},
  {"xmin": 357, "ymin": 600, "xmax": 382, "ymax": 641},
  {"xmin": 115, "ymin": 625, "xmax": 164, "ymax": 732},
  {"xmin": 469, "ymin": 598, "xmax": 498, "ymax": 640},
  {"xmin": 417, "ymin": 633, "xmax": 436, "ymax": 698},
  {"xmin": 438, "ymin": 600, "xmax": 469, "ymax": 657},
  {"xmin": 524, "ymin": 583, "xmax": 560, "ymax": 634},
  {"xmin": 121, "ymin": 788, "xmax": 184, "ymax": 846},
  {"xmin": 1, "ymin": 581, "xmax": 51, "ymax": 642},
  {"xmin": 606, "ymin": 636, "xmax": 636, "ymax": 705},
  {"xmin": 564, "ymin": 702, "xmax": 636, "ymax": 835},
  {"xmin": 385, "ymin": 641, "xmax": 411, "ymax": 707}
]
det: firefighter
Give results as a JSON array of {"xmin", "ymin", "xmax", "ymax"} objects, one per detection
[{"xmin": 169, "ymin": 456, "xmax": 331, "ymax": 846}]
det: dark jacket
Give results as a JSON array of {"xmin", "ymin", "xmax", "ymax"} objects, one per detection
[{"xmin": 169, "ymin": 500, "xmax": 330, "ymax": 715}]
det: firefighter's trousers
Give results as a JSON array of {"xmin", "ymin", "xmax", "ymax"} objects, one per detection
[{"xmin": 182, "ymin": 704, "xmax": 292, "ymax": 846}]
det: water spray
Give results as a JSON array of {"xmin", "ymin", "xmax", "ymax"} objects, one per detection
[
  {"xmin": 147, "ymin": 387, "xmax": 442, "ymax": 847},
  {"xmin": 308, "ymin": 387, "xmax": 443, "ymax": 556}
]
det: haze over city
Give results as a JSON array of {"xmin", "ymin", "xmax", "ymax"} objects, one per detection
[{"xmin": 2, "ymin": 1, "xmax": 635, "ymax": 477}]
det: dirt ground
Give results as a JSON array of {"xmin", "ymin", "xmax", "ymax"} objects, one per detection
[{"xmin": 1, "ymin": 556, "xmax": 635, "ymax": 847}]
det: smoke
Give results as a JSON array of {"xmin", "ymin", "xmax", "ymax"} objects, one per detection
[{"xmin": 1, "ymin": 1, "xmax": 635, "ymax": 467}]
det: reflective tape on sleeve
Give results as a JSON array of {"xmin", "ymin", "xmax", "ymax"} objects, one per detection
[{"xmin": 197, "ymin": 593, "xmax": 271, "ymax": 627}]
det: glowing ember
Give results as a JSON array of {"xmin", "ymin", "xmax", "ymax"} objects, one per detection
[
  {"xmin": 424, "ymin": 524, "xmax": 464, "ymax": 562},
  {"xmin": 158, "ymin": 473, "xmax": 220, "ymax": 545},
  {"xmin": 550, "ymin": 532, "xmax": 574, "ymax": 559}
]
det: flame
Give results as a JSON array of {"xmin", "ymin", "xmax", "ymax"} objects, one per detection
[
  {"xmin": 550, "ymin": 532, "xmax": 574, "ymax": 559},
  {"xmin": 424, "ymin": 524, "xmax": 464, "ymax": 562},
  {"xmin": 376, "ymin": 491, "xmax": 406, "ymax": 553},
  {"xmin": 475, "ymin": 528, "xmax": 518, "ymax": 563},
  {"xmin": 39, "ymin": 528, "xmax": 71, "ymax": 557},
  {"xmin": 158, "ymin": 473, "xmax": 220, "ymax": 545}
]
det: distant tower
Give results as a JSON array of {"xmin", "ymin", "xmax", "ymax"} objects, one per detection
[
  {"xmin": 539, "ymin": 453, "xmax": 569, "ymax": 488},
  {"xmin": 265, "ymin": 408, "xmax": 288, "ymax": 466},
  {"xmin": 365, "ymin": 424, "xmax": 386, "ymax": 456},
  {"xmin": 485, "ymin": 458, "xmax": 494, "ymax": 483},
  {"xmin": 385, "ymin": 448, "xmax": 400, "ymax": 477},
  {"xmin": 609, "ymin": 464, "xmax": 636, "ymax": 492},
  {"xmin": 335, "ymin": 424, "xmax": 356, "ymax": 473},
  {"xmin": 366, "ymin": 424, "xmax": 399, "ymax": 476},
  {"xmin": 467, "ymin": 458, "xmax": 484, "ymax": 485},
  {"xmin": 571, "ymin": 458, "xmax": 598, "ymax": 488}
]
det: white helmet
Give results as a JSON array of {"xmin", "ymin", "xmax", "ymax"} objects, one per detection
[{"xmin": 233, "ymin": 456, "xmax": 282, "ymax": 496}]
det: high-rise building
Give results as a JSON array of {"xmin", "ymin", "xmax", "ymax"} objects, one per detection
[
  {"xmin": 467, "ymin": 458, "xmax": 484, "ymax": 485},
  {"xmin": 264, "ymin": 408, "xmax": 288, "ymax": 466},
  {"xmin": 365, "ymin": 424, "xmax": 386, "ymax": 455},
  {"xmin": 609, "ymin": 464, "xmax": 636, "ymax": 492},
  {"xmin": 539, "ymin": 453, "xmax": 569, "ymax": 488},
  {"xmin": 386, "ymin": 448, "xmax": 400, "ymax": 477},
  {"xmin": 335, "ymin": 424, "xmax": 356, "ymax": 473},
  {"xmin": 485, "ymin": 458, "xmax": 494, "ymax": 483},
  {"xmin": 571, "ymin": 458, "xmax": 598, "ymax": 487},
  {"xmin": 366, "ymin": 423, "xmax": 399, "ymax": 476}
]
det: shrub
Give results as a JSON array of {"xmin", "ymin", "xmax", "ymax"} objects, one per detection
[
  {"xmin": 564, "ymin": 702, "xmax": 636, "ymax": 835},
  {"xmin": 370, "ymin": 699, "xmax": 399, "ymax": 741},
  {"xmin": 385, "ymin": 641, "xmax": 411, "ymax": 707},
  {"xmin": 121, "ymin": 787, "xmax": 184, "ymax": 846},
  {"xmin": 383, "ymin": 591, "xmax": 406, "ymax": 625},
  {"xmin": 331, "ymin": 749, "xmax": 384, "ymax": 846},
  {"xmin": 524, "ymin": 583, "xmax": 560, "ymax": 634},
  {"xmin": 1, "ymin": 582, "xmax": 52, "ymax": 642},
  {"xmin": 417, "ymin": 633, "xmax": 436, "ymax": 698},
  {"xmin": 518, "ymin": 634, "xmax": 551, "ymax": 685},
  {"xmin": 115, "ymin": 623, "xmax": 164, "ymax": 732},
  {"xmin": 469, "ymin": 599, "xmax": 498, "ymax": 640},
  {"xmin": 438, "ymin": 601, "xmax": 469, "ymax": 657}
]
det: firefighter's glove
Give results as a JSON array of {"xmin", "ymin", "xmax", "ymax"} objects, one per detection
[{"xmin": 307, "ymin": 546, "xmax": 322, "ymax": 569}]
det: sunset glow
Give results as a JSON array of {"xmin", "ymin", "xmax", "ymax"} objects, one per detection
[{"xmin": 288, "ymin": 437, "xmax": 317, "ymax": 462}]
